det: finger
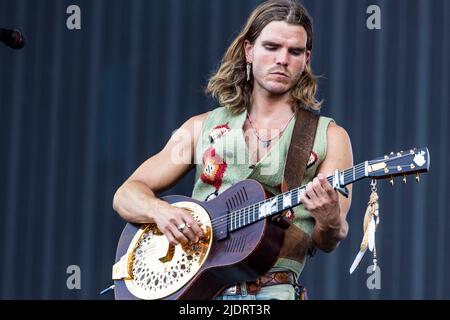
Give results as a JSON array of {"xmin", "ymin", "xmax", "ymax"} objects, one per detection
[
  {"xmin": 170, "ymin": 225, "xmax": 190, "ymax": 245},
  {"xmin": 317, "ymin": 173, "xmax": 332, "ymax": 189},
  {"xmin": 323, "ymin": 182, "xmax": 339, "ymax": 201},
  {"xmin": 186, "ymin": 220, "xmax": 204, "ymax": 239},
  {"xmin": 305, "ymin": 182, "xmax": 318, "ymax": 201},
  {"xmin": 180, "ymin": 223, "xmax": 198, "ymax": 243},
  {"xmin": 165, "ymin": 232, "xmax": 180, "ymax": 246},
  {"xmin": 312, "ymin": 177, "xmax": 327, "ymax": 198},
  {"xmin": 300, "ymin": 191, "xmax": 313, "ymax": 210},
  {"xmin": 180, "ymin": 209, "xmax": 204, "ymax": 237},
  {"xmin": 318, "ymin": 173, "xmax": 337, "ymax": 195}
]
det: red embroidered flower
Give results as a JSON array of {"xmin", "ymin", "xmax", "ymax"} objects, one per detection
[
  {"xmin": 284, "ymin": 210, "xmax": 295, "ymax": 221},
  {"xmin": 200, "ymin": 147, "xmax": 227, "ymax": 190}
]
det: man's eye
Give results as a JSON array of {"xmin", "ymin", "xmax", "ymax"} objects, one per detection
[{"xmin": 265, "ymin": 45, "xmax": 277, "ymax": 51}]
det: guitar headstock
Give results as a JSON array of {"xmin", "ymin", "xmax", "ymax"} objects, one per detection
[{"xmin": 366, "ymin": 147, "xmax": 430, "ymax": 183}]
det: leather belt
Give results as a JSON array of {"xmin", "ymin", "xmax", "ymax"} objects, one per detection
[{"xmin": 222, "ymin": 271, "xmax": 296, "ymax": 296}]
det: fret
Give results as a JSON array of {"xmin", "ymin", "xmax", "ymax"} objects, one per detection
[
  {"xmin": 237, "ymin": 209, "xmax": 240, "ymax": 229},
  {"xmin": 239, "ymin": 208, "xmax": 244, "ymax": 228},
  {"xmin": 246, "ymin": 207, "xmax": 249, "ymax": 225},
  {"xmin": 292, "ymin": 189, "xmax": 298, "ymax": 206},
  {"xmin": 232, "ymin": 210, "xmax": 236, "ymax": 230},
  {"xmin": 277, "ymin": 194, "xmax": 283, "ymax": 212},
  {"xmin": 282, "ymin": 192, "xmax": 292, "ymax": 210},
  {"xmin": 293, "ymin": 189, "xmax": 297, "ymax": 206},
  {"xmin": 245, "ymin": 207, "xmax": 248, "ymax": 225}
]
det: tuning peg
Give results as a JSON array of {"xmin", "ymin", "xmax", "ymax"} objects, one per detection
[
  {"xmin": 402, "ymin": 175, "xmax": 407, "ymax": 184},
  {"xmin": 390, "ymin": 176, "xmax": 394, "ymax": 186},
  {"xmin": 416, "ymin": 173, "xmax": 420, "ymax": 183}
]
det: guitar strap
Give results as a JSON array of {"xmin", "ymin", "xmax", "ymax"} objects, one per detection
[{"xmin": 278, "ymin": 106, "xmax": 319, "ymax": 264}]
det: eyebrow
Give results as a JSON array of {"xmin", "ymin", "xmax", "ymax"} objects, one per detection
[{"xmin": 261, "ymin": 41, "xmax": 306, "ymax": 51}]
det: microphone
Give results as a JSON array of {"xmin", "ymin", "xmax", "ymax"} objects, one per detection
[{"xmin": 0, "ymin": 28, "xmax": 26, "ymax": 49}]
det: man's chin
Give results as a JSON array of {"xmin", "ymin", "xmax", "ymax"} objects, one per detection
[
  {"xmin": 256, "ymin": 80, "xmax": 293, "ymax": 96},
  {"xmin": 265, "ymin": 85, "xmax": 291, "ymax": 96}
]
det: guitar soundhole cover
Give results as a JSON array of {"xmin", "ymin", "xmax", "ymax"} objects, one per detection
[{"xmin": 123, "ymin": 201, "xmax": 213, "ymax": 300}]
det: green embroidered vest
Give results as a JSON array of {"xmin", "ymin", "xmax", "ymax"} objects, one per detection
[{"xmin": 192, "ymin": 106, "xmax": 334, "ymax": 278}]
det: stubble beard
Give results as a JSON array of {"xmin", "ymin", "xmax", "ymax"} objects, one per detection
[{"xmin": 255, "ymin": 77, "xmax": 296, "ymax": 98}]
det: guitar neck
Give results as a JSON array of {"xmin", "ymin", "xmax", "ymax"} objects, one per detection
[
  {"xmin": 228, "ymin": 145, "xmax": 431, "ymax": 232},
  {"xmin": 228, "ymin": 161, "xmax": 370, "ymax": 232}
]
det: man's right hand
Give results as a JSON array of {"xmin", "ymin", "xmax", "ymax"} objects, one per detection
[
  {"xmin": 151, "ymin": 200, "xmax": 204, "ymax": 246},
  {"xmin": 112, "ymin": 113, "xmax": 209, "ymax": 244}
]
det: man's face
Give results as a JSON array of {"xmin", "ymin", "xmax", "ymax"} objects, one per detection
[{"xmin": 245, "ymin": 21, "xmax": 310, "ymax": 97}]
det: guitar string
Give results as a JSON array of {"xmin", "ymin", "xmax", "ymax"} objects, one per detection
[
  {"xmin": 217, "ymin": 150, "xmax": 420, "ymax": 229},
  {"xmin": 207, "ymin": 161, "xmax": 370, "ymax": 231},
  {"xmin": 207, "ymin": 154, "xmax": 421, "ymax": 231},
  {"xmin": 209, "ymin": 161, "xmax": 370, "ymax": 231},
  {"xmin": 222, "ymin": 163, "xmax": 416, "ymax": 232}
]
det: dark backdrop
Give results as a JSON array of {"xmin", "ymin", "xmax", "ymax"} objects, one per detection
[{"xmin": 0, "ymin": 0, "xmax": 448, "ymax": 299}]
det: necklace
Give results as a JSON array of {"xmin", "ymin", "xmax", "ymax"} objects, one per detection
[{"xmin": 246, "ymin": 112, "xmax": 296, "ymax": 148}]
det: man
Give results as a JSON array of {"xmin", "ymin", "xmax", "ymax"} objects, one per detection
[{"xmin": 113, "ymin": 0, "xmax": 353, "ymax": 300}]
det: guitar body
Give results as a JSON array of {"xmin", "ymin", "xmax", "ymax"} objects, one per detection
[{"xmin": 113, "ymin": 179, "xmax": 286, "ymax": 300}]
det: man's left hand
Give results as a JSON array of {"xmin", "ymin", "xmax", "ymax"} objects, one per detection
[{"xmin": 300, "ymin": 173, "xmax": 343, "ymax": 230}]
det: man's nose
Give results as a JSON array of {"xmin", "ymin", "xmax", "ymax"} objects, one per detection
[{"xmin": 275, "ymin": 50, "xmax": 289, "ymax": 66}]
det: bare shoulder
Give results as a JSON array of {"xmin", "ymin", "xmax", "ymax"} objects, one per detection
[
  {"xmin": 320, "ymin": 121, "xmax": 353, "ymax": 169},
  {"xmin": 175, "ymin": 111, "xmax": 210, "ymax": 147},
  {"xmin": 182, "ymin": 112, "xmax": 210, "ymax": 129},
  {"xmin": 326, "ymin": 122, "xmax": 351, "ymax": 145},
  {"xmin": 126, "ymin": 111, "xmax": 210, "ymax": 190}
]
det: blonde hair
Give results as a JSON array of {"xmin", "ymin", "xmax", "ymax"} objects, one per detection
[{"xmin": 206, "ymin": 0, "xmax": 322, "ymax": 114}]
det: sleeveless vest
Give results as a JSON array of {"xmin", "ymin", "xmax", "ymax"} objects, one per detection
[{"xmin": 192, "ymin": 106, "xmax": 334, "ymax": 277}]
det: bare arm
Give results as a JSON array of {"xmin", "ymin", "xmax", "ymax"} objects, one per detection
[
  {"xmin": 300, "ymin": 122, "xmax": 353, "ymax": 252},
  {"xmin": 113, "ymin": 112, "xmax": 209, "ymax": 245}
]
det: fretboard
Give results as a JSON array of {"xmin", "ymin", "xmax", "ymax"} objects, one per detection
[{"xmin": 228, "ymin": 160, "xmax": 371, "ymax": 232}]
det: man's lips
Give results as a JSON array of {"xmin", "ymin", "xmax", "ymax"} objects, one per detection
[{"xmin": 270, "ymin": 72, "xmax": 289, "ymax": 77}]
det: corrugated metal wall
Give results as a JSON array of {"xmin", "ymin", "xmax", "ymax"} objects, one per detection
[{"xmin": 0, "ymin": 0, "xmax": 448, "ymax": 299}]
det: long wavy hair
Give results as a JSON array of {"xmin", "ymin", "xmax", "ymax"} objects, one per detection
[{"xmin": 206, "ymin": 0, "xmax": 322, "ymax": 114}]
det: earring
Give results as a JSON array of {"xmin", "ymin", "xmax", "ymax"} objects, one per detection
[{"xmin": 246, "ymin": 62, "xmax": 252, "ymax": 81}]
